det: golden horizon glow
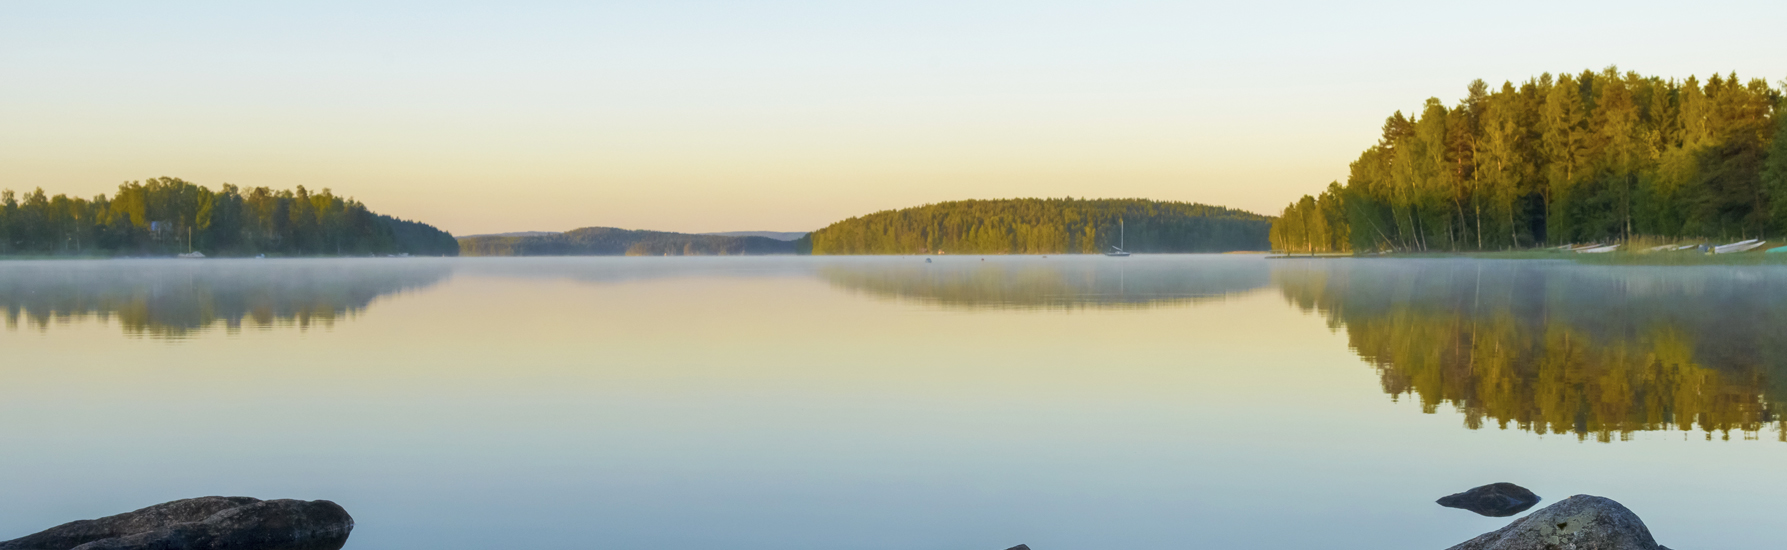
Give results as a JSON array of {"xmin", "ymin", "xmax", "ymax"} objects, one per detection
[{"xmin": 3, "ymin": 2, "xmax": 1783, "ymax": 235}]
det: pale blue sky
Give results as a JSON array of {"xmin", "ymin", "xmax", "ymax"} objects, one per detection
[{"xmin": 3, "ymin": 1, "xmax": 1784, "ymax": 234}]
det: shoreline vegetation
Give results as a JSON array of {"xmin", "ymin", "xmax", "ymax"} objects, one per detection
[
  {"xmin": 1287, "ymin": 186, "xmax": 1787, "ymax": 264},
  {"xmin": 1274, "ymin": 247, "xmax": 1787, "ymax": 265},
  {"xmin": 0, "ymin": 177, "xmax": 458, "ymax": 258},
  {"xmin": 1269, "ymin": 68, "xmax": 1787, "ymax": 257}
]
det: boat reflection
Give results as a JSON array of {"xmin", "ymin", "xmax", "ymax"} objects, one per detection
[
  {"xmin": 0, "ymin": 259, "xmax": 453, "ymax": 338},
  {"xmin": 1272, "ymin": 259, "xmax": 1785, "ymax": 442}
]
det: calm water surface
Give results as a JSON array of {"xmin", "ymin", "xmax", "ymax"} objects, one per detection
[{"xmin": 1, "ymin": 256, "xmax": 1781, "ymax": 549}]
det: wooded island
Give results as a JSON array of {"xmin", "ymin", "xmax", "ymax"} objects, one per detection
[
  {"xmin": 0, "ymin": 177, "xmax": 458, "ymax": 257},
  {"xmin": 807, "ymin": 198, "xmax": 1272, "ymax": 254}
]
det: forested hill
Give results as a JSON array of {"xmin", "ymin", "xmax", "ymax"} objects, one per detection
[
  {"xmin": 807, "ymin": 198, "xmax": 1272, "ymax": 255},
  {"xmin": 1271, "ymin": 68, "xmax": 1786, "ymax": 254},
  {"xmin": 0, "ymin": 177, "xmax": 458, "ymax": 257},
  {"xmin": 458, "ymin": 227, "xmax": 800, "ymax": 256}
]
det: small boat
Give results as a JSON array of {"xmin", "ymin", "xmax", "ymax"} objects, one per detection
[
  {"xmin": 1575, "ymin": 244, "xmax": 1620, "ymax": 254},
  {"xmin": 176, "ymin": 229, "xmax": 203, "ymax": 259},
  {"xmin": 1714, "ymin": 239, "xmax": 1765, "ymax": 254},
  {"xmin": 1105, "ymin": 218, "xmax": 1131, "ymax": 257}
]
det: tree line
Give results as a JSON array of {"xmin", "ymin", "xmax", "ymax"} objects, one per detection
[
  {"xmin": 1271, "ymin": 68, "xmax": 1787, "ymax": 253},
  {"xmin": 808, "ymin": 198, "xmax": 1271, "ymax": 255},
  {"xmin": 0, "ymin": 177, "xmax": 459, "ymax": 257}
]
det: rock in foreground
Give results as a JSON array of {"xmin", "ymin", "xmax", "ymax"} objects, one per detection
[
  {"xmin": 1437, "ymin": 483, "xmax": 1542, "ymax": 517},
  {"xmin": 0, "ymin": 497, "xmax": 353, "ymax": 550},
  {"xmin": 1447, "ymin": 495, "xmax": 1660, "ymax": 550}
]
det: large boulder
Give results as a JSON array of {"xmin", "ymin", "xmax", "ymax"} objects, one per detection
[
  {"xmin": 0, "ymin": 497, "xmax": 352, "ymax": 550},
  {"xmin": 1446, "ymin": 495, "xmax": 1661, "ymax": 550},
  {"xmin": 1437, "ymin": 483, "xmax": 1542, "ymax": 517}
]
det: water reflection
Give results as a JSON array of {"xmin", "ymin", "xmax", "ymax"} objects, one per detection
[
  {"xmin": 818, "ymin": 256, "xmax": 1271, "ymax": 310},
  {"xmin": 0, "ymin": 260, "xmax": 452, "ymax": 338},
  {"xmin": 1273, "ymin": 259, "xmax": 1786, "ymax": 441},
  {"xmin": 15, "ymin": 256, "xmax": 1781, "ymax": 443}
]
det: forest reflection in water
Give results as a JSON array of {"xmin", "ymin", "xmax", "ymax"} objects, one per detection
[
  {"xmin": 10, "ymin": 255, "xmax": 1786, "ymax": 443},
  {"xmin": 1273, "ymin": 259, "xmax": 1787, "ymax": 442},
  {"xmin": 0, "ymin": 259, "xmax": 452, "ymax": 338},
  {"xmin": 817, "ymin": 255, "xmax": 1271, "ymax": 310}
]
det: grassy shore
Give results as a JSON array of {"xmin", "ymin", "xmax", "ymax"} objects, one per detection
[{"xmin": 1310, "ymin": 248, "xmax": 1787, "ymax": 265}]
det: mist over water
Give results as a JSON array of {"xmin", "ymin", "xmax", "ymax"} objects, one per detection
[
  {"xmin": 818, "ymin": 255, "xmax": 1268, "ymax": 310},
  {"xmin": 1, "ymin": 256, "xmax": 1781, "ymax": 549},
  {"xmin": 0, "ymin": 259, "xmax": 452, "ymax": 338}
]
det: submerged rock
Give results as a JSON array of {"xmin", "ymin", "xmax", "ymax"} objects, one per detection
[
  {"xmin": 0, "ymin": 497, "xmax": 353, "ymax": 550},
  {"xmin": 1437, "ymin": 483, "xmax": 1542, "ymax": 517},
  {"xmin": 1004, "ymin": 545, "xmax": 1031, "ymax": 550},
  {"xmin": 1446, "ymin": 495, "xmax": 1660, "ymax": 550}
]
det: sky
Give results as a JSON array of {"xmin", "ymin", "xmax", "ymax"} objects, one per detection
[{"xmin": 3, "ymin": 1, "xmax": 1785, "ymax": 236}]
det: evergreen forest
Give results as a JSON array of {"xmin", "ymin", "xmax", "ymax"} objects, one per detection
[
  {"xmin": 0, "ymin": 177, "xmax": 459, "ymax": 257},
  {"xmin": 458, "ymin": 227, "xmax": 799, "ymax": 256},
  {"xmin": 807, "ymin": 198, "xmax": 1271, "ymax": 255},
  {"xmin": 1270, "ymin": 68, "xmax": 1787, "ymax": 253}
]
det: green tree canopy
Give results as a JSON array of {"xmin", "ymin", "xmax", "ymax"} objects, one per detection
[{"xmin": 1273, "ymin": 69, "xmax": 1785, "ymax": 252}]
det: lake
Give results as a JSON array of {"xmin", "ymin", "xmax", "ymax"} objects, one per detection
[{"xmin": 1, "ymin": 255, "xmax": 1781, "ymax": 549}]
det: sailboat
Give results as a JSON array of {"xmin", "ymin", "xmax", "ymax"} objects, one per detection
[
  {"xmin": 1105, "ymin": 219, "xmax": 1131, "ymax": 257},
  {"xmin": 176, "ymin": 227, "xmax": 205, "ymax": 259}
]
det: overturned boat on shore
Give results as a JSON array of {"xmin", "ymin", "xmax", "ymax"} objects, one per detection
[{"xmin": 1713, "ymin": 239, "xmax": 1765, "ymax": 254}]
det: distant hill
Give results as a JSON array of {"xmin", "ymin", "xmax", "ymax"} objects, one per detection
[
  {"xmin": 702, "ymin": 231, "xmax": 809, "ymax": 241},
  {"xmin": 809, "ymin": 198, "xmax": 1272, "ymax": 255},
  {"xmin": 459, "ymin": 227, "xmax": 799, "ymax": 256},
  {"xmin": 458, "ymin": 231, "xmax": 562, "ymax": 239}
]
